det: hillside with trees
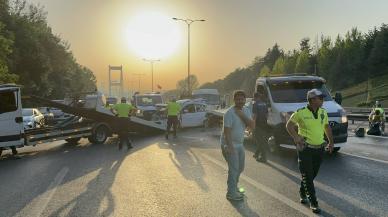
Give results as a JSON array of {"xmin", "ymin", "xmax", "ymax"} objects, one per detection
[
  {"xmin": 201, "ymin": 25, "xmax": 388, "ymax": 106},
  {"xmin": 0, "ymin": 0, "xmax": 96, "ymax": 98}
]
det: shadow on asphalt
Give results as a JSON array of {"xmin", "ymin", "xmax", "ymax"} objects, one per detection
[
  {"xmin": 0, "ymin": 134, "xmax": 159, "ymax": 217},
  {"xmin": 229, "ymin": 199, "xmax": 260, "ymax": 217},
  {"xmin": 158, "ymin": 139, "xmax": 210, "ymax": 192}
]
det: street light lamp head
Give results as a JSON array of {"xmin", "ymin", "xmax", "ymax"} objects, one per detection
[{"xmin": 172, "ymin": 17, "xmax": 178, "ymax": 20}]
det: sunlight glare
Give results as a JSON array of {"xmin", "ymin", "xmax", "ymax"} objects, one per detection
[{"xmin": 125, "ymin": 11, "xmax": 182, "ymax": 60}]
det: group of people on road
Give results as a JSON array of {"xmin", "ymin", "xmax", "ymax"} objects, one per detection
[
  {"xmin": 109, "ymin": 96, "xmax": 183, "ymax": 150},
  {"xmin": 221, "ymin": 88, "xmax": 334, "ymax": 214}
]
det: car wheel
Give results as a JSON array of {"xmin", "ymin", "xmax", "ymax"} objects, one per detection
[{"xmin": 91, "ymin": 125, "xmax": 109, "ymax": 144}]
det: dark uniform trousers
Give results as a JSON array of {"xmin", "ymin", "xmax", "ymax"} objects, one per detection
[
  {"xmin": 297, "ymin": 146, "xmax": 324, "ymax": 203},
  {"xmin": 117, "ymin": 117, "xmax": 131, "ymax": 147},
  {"xmin": 166, "ymin": 115, "xmax": 179, "ymax": 136},
  {"xmin": 254, "ymin": 126, "xmax": 268, "ymax": 158}
]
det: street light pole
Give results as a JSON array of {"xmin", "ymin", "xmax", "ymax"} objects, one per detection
[
  {"xmin": 172, "ymin": 17, "xmax": 205, "ymax": 97},
  {"xmin": 143, "ymin": 58, "xmax": 160, "ymax": 92}
]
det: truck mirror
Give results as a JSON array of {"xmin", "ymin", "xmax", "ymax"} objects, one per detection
[{"xmin": 334, "ymin": 92, "xmax": 342, "ymax": 105}]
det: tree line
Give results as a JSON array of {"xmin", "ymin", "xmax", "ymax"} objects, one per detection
[
  {"xmin": 0, "ymin": 0, "xmax": 96, "ymax": 99},
  {"xmin": 201, "ymin": 24, "xmax": 388, "ymax": 98}
]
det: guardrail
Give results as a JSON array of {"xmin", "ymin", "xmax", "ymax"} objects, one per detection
[{"xmin": 208, "ymin": 108, "xmax": 387, "ymax": 125}]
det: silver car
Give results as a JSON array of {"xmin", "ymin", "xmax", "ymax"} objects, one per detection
[{"xmin": 22, "ymin": 108, "xmax": 45, "ymax": 129}]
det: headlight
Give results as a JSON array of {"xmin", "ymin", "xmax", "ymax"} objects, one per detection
[{"xmin": 339, "ymin": 109, "xmax": 348, "ymax": 123}]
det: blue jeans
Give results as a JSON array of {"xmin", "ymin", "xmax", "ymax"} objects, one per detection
[{"xmin": 222, "ymin": 144, "xmax": 245, "ymax": 195}]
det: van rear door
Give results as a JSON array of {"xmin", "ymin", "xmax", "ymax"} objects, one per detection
[{"xmin": 0, "ymin": 87, "xmax": 24, "ymax": 148}]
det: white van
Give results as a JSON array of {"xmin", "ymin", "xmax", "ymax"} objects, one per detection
[
  {"xmin": 0, "ymin": 84, "xmax": 24, "ymax": 149},
  {"xmin": 192, "ymin": 89, "xmax": 221, "ymax": 110},
  {"xmin": 255, "ymin": 75, "xmax": 348, "ymax": 152}
]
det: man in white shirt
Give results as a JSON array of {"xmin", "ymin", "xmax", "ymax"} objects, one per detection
[{"xmin": 221, "ymin": 90, "xmax": 255, "ymax": 201}]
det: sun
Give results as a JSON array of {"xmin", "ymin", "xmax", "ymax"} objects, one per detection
[{"xmin": 125, "ymin": 11, "xmax": 182, "ymax": 60}]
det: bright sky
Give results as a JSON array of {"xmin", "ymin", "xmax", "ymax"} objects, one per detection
[{"xmin": 28, "ymin": 0, "xmax": 388, "ymax": 94}]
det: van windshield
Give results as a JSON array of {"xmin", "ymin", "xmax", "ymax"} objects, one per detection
[
  {"xmin": 269, "ymin": 81, "xmax": 332, "ymax": 103},
  {"xmin": 193, "ymin": 94, "xmax": 220, "ymax": 105},
  {"xmin": 136, "ymin": 96, "xmax": 163, "ymax": 106},
  {"xmin": 0, "ymin": 91, "xmax": 17, "ymax": 114}
]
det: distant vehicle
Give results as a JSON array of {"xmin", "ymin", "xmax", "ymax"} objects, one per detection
[
  {"xmin": 133, "ymin": 92, "xmax": 164, "ymax": 121},
  {"xmin": 38, "ymin": 107, "xmax": 54, "ymax": 125},
  {"xmin": 22, "ymin": 108, "xmax": 45, "ymax": 129},
  {"xmin": 254, "ymin": 75, "xmax": 348, "ymax": 153},
  {"xmin": 177, "ymin": 99, "xmax": 208, "ymax": 128},
  {"xmin": 106, "ymin": 97, "xmax": 118, "ymax": 105},
  {"xmin": 192, "ymin": 89, "xmax": 221, "ymax": 110}
]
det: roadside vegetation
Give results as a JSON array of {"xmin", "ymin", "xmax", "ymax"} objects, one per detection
[{"xmin": 0, "ymin": 0, "xmax": 96, "ymax": 98}]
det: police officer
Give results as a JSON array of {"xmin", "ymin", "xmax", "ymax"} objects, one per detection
[
  {"xmin": 252, "ymin": 92, "xmax": 269, "ymax": 162},
  {"xmin": 165, "ymin": 97, "xmax": 181, "ymax": 139},
  {"xmin": 286, "ymin": 89, "xmax": 334, "ymax": 214},
  {"xmin": 370, "ymin": 102, "xmax": 385, "ymax": 134},
  {"xmin": 111, "ymin": 97, "xmax": 135, "ymax": 150}
]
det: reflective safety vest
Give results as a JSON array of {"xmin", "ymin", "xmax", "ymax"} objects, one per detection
[{"xmin": 289, "ymin": 107, "xmax": 329, "ymax": 146}]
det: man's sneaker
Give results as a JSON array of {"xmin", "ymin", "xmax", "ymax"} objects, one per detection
[
  {"xmin": 310, "ymin": 202, "xmax": 321, "ymax": 213},
  {"xmin": 226, "ymin": 193, "xmax": 244, "ymax": 201},
  {"xmin": 238, "ymin": 187, "xmax": 245, "ymax": 194}
]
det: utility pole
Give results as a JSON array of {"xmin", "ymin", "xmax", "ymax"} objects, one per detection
[{"xmin": 172, "ymin": 17, "xmax": 205, "ymax": 97}]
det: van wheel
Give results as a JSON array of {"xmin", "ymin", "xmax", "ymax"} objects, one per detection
[
  {"xmin": 91, "ymin": 125, "xmax": 109, "ymax": 144},
  {"xmin": 333, "ymin": 147, "xmax": 341, "ymax": 153},
  {"xmin": 65, "ymin": 138, "xmax": 81, "ymax": 145}
]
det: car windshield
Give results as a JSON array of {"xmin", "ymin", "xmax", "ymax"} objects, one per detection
[
  {"xmin": 136, "ymin": 96, "xmax": 163, "ymax": 106},
  {"xmin": 193, "ymin": 94, "xmax": 220, "ymax": 105},
  {"xmin": 269, "ymin": 81, "xmax": 332, "ymax": 103},
  {"xmin": 22, "ymin": 109, "xmax": 33, "ymax": 116}
]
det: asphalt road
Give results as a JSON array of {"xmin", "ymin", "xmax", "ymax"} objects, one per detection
[{"xmin": 1, "ymin": 126, "xmax": 387, "ymax": 217}]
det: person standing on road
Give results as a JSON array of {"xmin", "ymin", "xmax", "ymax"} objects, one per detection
[
  {"xmin": 369, "ymin": 102, "xmax": 385, "ymax": 134},
  {"xmin": 165, "ymin": 97, "xmax": 181, "ymax": 139},
  {"xmin": 286, "ymin": 89, "xmax": 334, "ymax": 214},
  {"xmin": 111, "ymin": 97, "xmax": 135, "ymax": 150},
  {"xmin": 221, "ymin": 90, "xmax": 255, "ymax": 201},
  {"xmin": 252, "ymin": 92, "xmax": 269, "ymax": 162}
]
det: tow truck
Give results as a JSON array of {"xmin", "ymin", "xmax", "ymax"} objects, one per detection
[{"xmin": 0, "ymin": 84, "xmax": 165, "ymax": 157}]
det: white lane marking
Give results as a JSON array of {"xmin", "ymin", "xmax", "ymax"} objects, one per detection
[
  {"xmin": 266, "ymin": 160, "xmax": 384, "ymax": 217},
  {"xmin": 201, "ymin": 154, "xmax": 317, "ymax": 217},
  {"xmin": 31, "ymin": 167, "xmax": 69, "ymax": 217},
  {"xmin": 340, "ymin": 151, "xmax": 388, "ymax": 165}
]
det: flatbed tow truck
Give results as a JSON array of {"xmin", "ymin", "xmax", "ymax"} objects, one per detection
[{"xmin": 0, "ymin": 84, "xmax": 165, "ymax": 157}]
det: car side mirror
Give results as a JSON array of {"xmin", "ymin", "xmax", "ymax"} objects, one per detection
[{"xmin": 334, "ymin": 92, "xmax": 342, "ymax": 105}]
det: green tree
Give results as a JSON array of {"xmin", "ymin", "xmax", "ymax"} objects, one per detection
[
  {"xmin": 0, "ymin": 21, "xmax": 18, "ymax": 83},
  {"xmin": 272, "ymin": 57, "xmax": 285, "ymax": 75},
  {"xmin": 259, "ymin": 65, "xmax": 270, "ymax": 76},
  {"xmin": 176, "ymin": 74, "xmax": 199, "ymax": 97},
  {"xmin": 295, "ymin": 50, "xmax": 311, "ymax": 74}
]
